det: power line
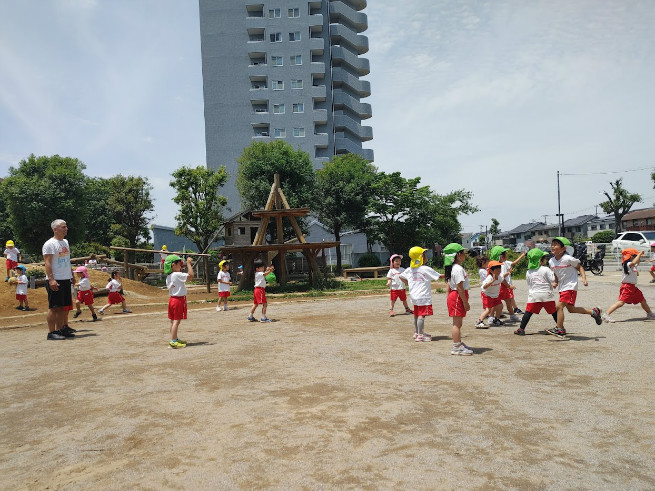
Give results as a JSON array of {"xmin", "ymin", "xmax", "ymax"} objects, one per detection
[{"xmin": 560, "ymin": 166, "xmax": 653, "ymax": 176}]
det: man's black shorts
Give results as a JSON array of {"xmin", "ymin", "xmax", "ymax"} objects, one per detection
[{"xmin": 45, "ymin": 279, "xmax": 73, "ymax": 309}]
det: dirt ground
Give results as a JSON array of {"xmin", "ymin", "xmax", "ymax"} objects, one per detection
[{"xmin": 1, "ymin": 270, "xmax": 655, "ymax": 489}]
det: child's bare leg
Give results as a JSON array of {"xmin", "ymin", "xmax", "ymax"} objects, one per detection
[
  {"xmin": 606, "ymin": 300, "xmax": 625, "ymax": 316},
  {"xmin": 452, "ymin": 316, "xmax": 463, "ymax": 343},
  {"xmin": 639, "ymin": 300, "xmax": 652, "ymax": 314},
  {"xmin": 556, "ymin": 302, "xmax": 566, "ymax": 329},
  {"xmin": 565, "ymin": 304, "xmax": 592, "ymax": 315},
  {"xmin": 389, "ymin": 298, "xmax": 395, "ymax": 311},
  {"xmin": 261, "ymin": 303, "xmax": 268, "ymax": 317},
  {"xmin": 170, "ymin": 319, "xmax": 181, "ymax": 340},
  {"xmin": 89, "ymin": 304, "xmax": 96, "ymax": 315},
  {"xmin": 250, "ymin": 303, "xmax": 258, "ymax": 316},
  {"xmin": 100, "ymin": 303, "xmax": 111, "ymax": 312},
  {"xmin": 479, "ymin": 307, "xmax": 490, "ymax": 321},
  {"xmin": 75, "ymin": 300, "xmax": 82, "ymax": 312},
  {"xmin": 494, "ymin": 304, "xmax": 503, "ymax": 319}
]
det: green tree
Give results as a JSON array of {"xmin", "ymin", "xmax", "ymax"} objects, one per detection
[
  {"xmin": 108, "ymin": 175, "xmax": 154, "ymax": 260},
  {"xmin": 170, "ymin": 165, "xmax": 229, "ymax": 254},
  {"xmin": 84, "ymin": 177, "xmax": 114, "ymax": 245},
  {"xmin": 0, "ymin": 180, "xmax": 15, "ymax": 247},
  {"xmin": 314, "ymin": 154, "xmax": 377, "ymax": 274},
  {"xmin": 489, "ymin": 218, "xmax": 500, "ymax": 236},
  {"xmin": 1, "ymin": 154, "xmax": 88, "ymax": 254},
  {"xmin": 599, "ymin": 178, "xmax": 641, "ymax": 234}
]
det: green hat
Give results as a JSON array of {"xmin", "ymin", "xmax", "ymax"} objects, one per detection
[
  {"xmin": 527, "ymin": 248, "xmax": 547, "ymax": 270},
  {"xmin": 163, "ymin": 254, "xmax": 182, "ymax": 274},
  {"xmin": 553, "ymin": 236, "xmax": 571, "ymax": 246},
  {"xmin": 489, "ymin": 245, "xmax": 509, "ymax": 261},
  {"xmin": 443, "ymin": 243, "xmax": 465, "ymax": 266}
]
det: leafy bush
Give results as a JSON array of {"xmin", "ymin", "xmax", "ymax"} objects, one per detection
[
  {"xmin": 71, "ymin": 242, "xmax": 111, "ymax": 259},
  {"xmin": 357, "ymin": 254, "xmax": 381, "ymax": 267},
  {"xmin": 592, "ymin": 230, "xmax": 615, "ymax": 243},
  {"xmin": 28, "ymin": 267, "xmax": 46, "ymax": 279}
]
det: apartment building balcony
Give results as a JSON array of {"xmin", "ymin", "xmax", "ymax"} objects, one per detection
[
  {"xmin": 308, "ymin": 13, "xmax": 324, "ymax": 29},
  {"xmin": 313, "ymin": 132, "xmax": 329, "ymax": 148},
  {"xmin": 333, "ymin": 91, "xmax": 372, "ymax": 119},
  {"xmin": 313, "ymin": 109, "xmax": 328, "ymax": 124},
  {"xmin": 330, "ymin": 2, "xmax": 368, "ymax": 33},
  {"xmin": 310, "ymin": 61, "xmax": 326, "ymax": 76},
  {"xmin": 331, "ymin": 46, "xmax": 370, "ymax": 76},
  {"xmin": 342, "ymin": 0, "xmax": 367, "ymax": 11},
  {"xmin": 329, "ymin": 24, "xmax": 369, "ymax": 54},
  {"xmin": 310, "ymin": 84, "xmax": 327, "ymax": 100},
  {"xmin": 334, "ymin": 114, "xmax": 373, "ymax": 141},
  {"xmin": 332, "ymin": 68, "xmax": 371, "ymax": 97},
  {"xmin": 309, "ymin": 37, "xmax": 324, "ymax": 55}
]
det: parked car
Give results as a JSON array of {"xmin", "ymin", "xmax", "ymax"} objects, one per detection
[
  {"xmin": 611, "ymin": 231, "xmax": 655, "ymax": 253},
  {"xmin": 514, "ymin": 243, "xmax": 529, "ymax": 253}
]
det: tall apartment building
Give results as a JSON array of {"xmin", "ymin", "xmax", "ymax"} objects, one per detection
[{"xmin": 199, "ymin": 0, "xmax": 374, "ymax": 212}]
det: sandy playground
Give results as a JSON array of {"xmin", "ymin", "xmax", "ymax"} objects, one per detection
[{"xmin": 1, "ymin": 270, "xmax": 655, "ymax": 489}]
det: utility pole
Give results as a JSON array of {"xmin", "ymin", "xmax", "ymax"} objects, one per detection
[{"xmin": 557, "ymin": 171, "xmax": 562, "ymax": 236}]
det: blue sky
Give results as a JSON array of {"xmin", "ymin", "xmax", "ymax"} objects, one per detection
[{"xmin": 1, "ymin": 0, "xmax": 654, "ymax": 237}]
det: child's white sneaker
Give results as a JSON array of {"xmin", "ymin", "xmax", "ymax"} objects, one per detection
[
  {"xmin": 602, "ymin": 313, "xmax": 614, "ymax": 323},
  {"xmin": 451, "ymin": 343, "xmax": 473, "ymax": 355},
  {"xmin": 509, "ymin": 314, "xmax": 521, "ymax": 322},
  {"xmin": 216, "ymin": 306, "xmax": 222, "ymax": 311},
  {"xmin": 647, "ymin": 312, "xmax": 655, "ymax": 320},
  {"xmin": 415, "ymin": 334, "xmax": 431, "ymax": 342}
]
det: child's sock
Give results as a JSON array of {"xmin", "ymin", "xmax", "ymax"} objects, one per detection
[{"xmin": 416, "ymin": 317, "xmax": 424, "ymax": 335}]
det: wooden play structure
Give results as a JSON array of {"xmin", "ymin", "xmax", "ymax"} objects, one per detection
[{"xmin": 218, "ymin": 174, "xmax": 339, "ymax": 291}]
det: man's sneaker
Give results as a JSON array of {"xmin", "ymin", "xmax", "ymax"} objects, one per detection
[
  {"xmin": 57, "ymin": 327, "xmax": 75, "ymax": 338},
  {"xmin": 405, "ymin": 308, "xmax": 413, "ymax": 314},
  {"xmin": 451, "ymin": 343, "xmax": 473, "ymax": 355},
  {"xmin": 47, "ymin": 331, "xmax": 66, "ymax": 340},
  {"xmin": 247, "ymin": 316, "xmax": 257, "ymax": 322},
  {"xmin": 514, "ymin": 308, "xmax": 524, "ymax": 314},
  {"xmin": 646, "ymin": 312, "xmax": 655, "ymax": 320},
  {"xmin": 261, "ymin": 317, "xmax": 272, "ymax": 323},
  {"xmin": 514, "ymin": 328, "xmax": 525, "ymax": 335},
  {"xmin": 545, "ymin": 327, "xmax": 566, "ymax": 338},
  {"xmin": 169, "ymin": 340, "xmax": 186, "ymax": 349},
  {"xmin": 475, "ymin": 320, "xmax": 488, "ymax": 329},
  {"xmin": 415, "ymin": 334, "xmax": 431, "ymax": 342},
  {"xmin": 602, "ymin": 313, "xmax": 615, "ymax": 323},
  {"xmin": 591, "ymin": 307, "xmax": 602, "ymax": 325},
  {"xmin": 389, "ymin": 310, "xmax": 395, "ymax": 317},
  {"xmin": 509, "ymin": 314, "xmax": 521, "ymax": 322},
  {"xmin": 73, "ymin": 310, "xmax": 82, "ymax": 318},
  {"xmin": 122, "ymin": 308, "xmax": 132, "ymax": 313},
  {"xmin": 492, "ymin": 318, "xmax": 505, "ymax": 326}
]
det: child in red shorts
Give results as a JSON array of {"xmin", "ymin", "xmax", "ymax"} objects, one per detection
[
  {"xmin": 476, "ymin": 261, "xmax": 510, "ymax": 327},
  {"xmin": 602, "ymin": 248, "xmax": 655, "ymax": 323},
  {"xmin": 386, "ymin": 254, "xmax": 413, "ymax": 316},
  {"xmin": 247, "ymin": 259, "xmax": 275, "ymax": 323},
  {"xmin": 72, "ymin": 266, "xmax": 98, "ymax": 321},
  {"xmin": 444, "ymin": 243, "xmax": 473, "ymax": 355},
  {"xmin": 514, "ymin": 249, "xmax": 558, "ymax": 335},
  {"xmin": 165, "ymin": 255, "xmax": 194, "ymax": 348},
  {"xmin": 98, "ymin": 271, "xmax": 132, "ymax": 315},
  {"xmin": 13, "ymin": 265, "xmax": 29, "ymax": 311}
]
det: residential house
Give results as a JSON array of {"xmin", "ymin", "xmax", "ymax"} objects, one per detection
[
  {"xmin": 621, "ymin": 208, "xmax": 655, "ymax": 231},
  {"xmin": 152, "ymin": 225, "xmax": 224, "ymax": 254}
]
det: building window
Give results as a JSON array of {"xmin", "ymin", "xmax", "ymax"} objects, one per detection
[
  {"xmin": 271, "ymin": 56, "xmax": 283, "ymax": 66},
  {"xmin": 273, "ymin": 104, "xmax": 285, "ymax": 114},
  {"xmin": 288, "ymin": 8, "xmax": 299, "ymax": 18},
  {"xmin": 291, "ymin": 79, "xmax": 303, "ymax": 89},
  {"xmin": 238, "ymin": 227, "xmax": 246, "ymax": 235},
  {"xmin": 269, "ymin": 8, "xmax": 280, "ymax": 18},
  {"xmin": 227, "ymin": 227, "xmax": 232, "ymax": 237},
  {"xmin": 270, "ymin": 32, "xmax": 282, "ymax": 43},
  {"xmin": 293, "ymin": 127, "xmax": 305, "ymax": 137},
  {"xmin": 590, "ymin": 225, "xmax": 597, "ymax": 230},
  {"xmin": 274, "ymin": 128, "xmax": 286, "ymax": 138},
  {"xmin": 271, "ymin": 80, "xmax": 284, "ymax": 90},
  {"xmin": 292, "ymin": 103, "xmax": 304, "ymax": 113},
  {"xmin": 289, "ymin": 31, "xmax": 301, "ymax": 41},
  {"xmin": 290, "ymin": 55, "xmax": 302, "ymax": 65}
]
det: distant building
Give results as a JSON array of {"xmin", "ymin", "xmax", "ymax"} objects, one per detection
[
  {"xmin": 621, "ymin": 208, "xmax": 655, "ymax": 231},
  {"xmin": 152, "ymin": 225, "xmax": 224, "ymax": 254}
]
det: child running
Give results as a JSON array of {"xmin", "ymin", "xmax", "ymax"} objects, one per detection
[
  {"xmin": 649, "ymin": 242, "xmax": 655, "ymax": 283},
  {"xmin": 164, "ymin": 254, "xmax": 194, "ymax": 348},
  {"xmin": 490, "ymin": 246, "xmax": 525, "ymax": 322},
  {"xmin": 216, "ymin": 259, "xmax": 232, "ymax": 311},
  {"xmin": 548, "ymin": 237, "xmax": 602, "ymax": 337},
  {"xmin": 602, "ymin": 248, "xmax": 655, "ymax": 323},
  {"xmin": 72, "ymin": 266, "xmax": 98, "ymax": 321},
  {"xmin": 13, "ymin": 265, "xmax": 29, "ymax": 311},
  {"xmin": 4, "ymin": 240, "xmax": 21, "ymax": 282},
  {"xmin": 476, "ymin": 260, "xmax": 509, "ymax": 327},
  {"xmin": 386, "ymin": 254, "xmax": 413, "ymax": 316},
  {"xmin": 98, "ymin": 270, "xmax": 132, "ymax": 315},
  {"xmin": 514, "ymin": 248, "xmax": 558, "ymax": 335},
  {"xmin": 247, "ymin": 259, "xmax": 275, "ymax": 323},
  {"xmin": 444, "ymin": 243, "xmax": 473, "ymax": 355},
  {"xmin": 399, "ymin": 246, "xmax": 441, "ymax": 342}
]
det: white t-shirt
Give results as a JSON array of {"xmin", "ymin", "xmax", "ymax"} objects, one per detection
[
  {"xmin": 106, "ymin": 279, "xmax": 121, "ymax": 292},
  {"xmin": 501, "ymin": 260, "xmax": 513, "ymax": 285},
  {"xmin": 448, "ymin": 264, "xmax": 469, "ymax": 291},
  {"xmin": 160, "ymin": 252, "xmax": 168, "ymax": 263},
  {"xmin": 15, "ymin": 274, "xmax": 28, "ymax": 296},
  {"xmin": 621, "ymin": 263, "xmax": 638, "ymax": 285},
  {"xmin": 399, "ymin": 265, "xmax": 441, "ymax": 306},
  {"xmin": 549, "ymin": 254, "xmax": 580, "ymax": 292},
  {"xmin": 386, "ymin": 267, "xmax": 406, "ymax": 290},
  {"xmin": 166, "ymin": 272, "xmax": 189, "ymax": 296},
  {"xmin": 481, "ymin": 274, "xmax": 503, "ymax": 298},
  {"xmin": 255, "ymin": 271, "xmax": 266, "ymax": 288},
  {"xmin": 4, "ymin": 247, "xmax": 20, "ymax": 262},
  {"xmin": 526, "ymin": 266, "xmax": 556, "ymax": 303},
  {"xmin": 78, "ymin": 277, "xmax": 92, "ymax": 291},
  {"xmin": 218, "ymin": 270, "xmax": 231, "ymax": 292},
  {"xmin": 478, "ymin": 268, "xmax": 487, "ymax": 283},
  {"xmin": 42, "ymin": 238, "xmax": 72, "ymax": 280}
]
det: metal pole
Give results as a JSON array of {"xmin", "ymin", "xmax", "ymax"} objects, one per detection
[{"xmin": 557, "ymin": 171, "xmax": 562, "ymax": 236}]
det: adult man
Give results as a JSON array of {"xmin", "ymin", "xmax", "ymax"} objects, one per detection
[{"xmin": 43, "ymin": 219, "xmax": 74, "ymax": 340}]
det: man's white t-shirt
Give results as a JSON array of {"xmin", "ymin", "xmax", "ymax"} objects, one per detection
[
  {"xmin": 42, "ymin": 238, "xmax": 72, "ymax": 280},
  {"xmin": 254, "ymin": 271, "xmax": 266, "ymax": 288},
  {"xmin": 481, "ymin": 274, "xmax": 503, "ymax": 298},
  {"xmin": 4, "ymin": 247, "xmax": 20, "ymax": 262},
  {"xmin": 15, "ymin": 274, "xmax": 28, "ymax": 296},
  {"xmin": 218, "ymin": 270, "xmax": 231, "ymax": 292},
  {"xmin": 386, "ymin": 267, "xmax": 405, "ymax": 290},
  {"xmin": 526, "ymin": 266, "xmax": 556, "ymax": 303},
  {"xmin": 399, "ymin": 265, "xmax": 441, "ymax": 306},
  {"xmin": 448, "ymin": 264, "xmax": 469, "ymax": 291},
  {"xmin": 166, "ymin": 272, "xmax": 188, "ymax": 296},
  {"xmin": 549, "ymin": 254, "xmax": 580, "ymax": 292}
]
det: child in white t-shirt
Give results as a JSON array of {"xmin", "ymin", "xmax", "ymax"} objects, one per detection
[
  {"xmin": 648, "ymin": 243, "xmax": 655, "ymax": 283},
  {"xmin": 216, "ymin": 260, "xmax": 232, "ymax": 312},
  {"xmin": 386, "ymin": 254, "xmax": 413, "ymax": 316},
  {"xmin": 165, "ymin": 255, "xmax": 194, "ymax": 348},
  {"xmin": 514, "ymin": 249, "xmax": 558, "ymax": 335},
  {"xmin": 4, "ymin": 240, "xmax": 21, "ymax": 282},
  {"xmin": 443, "ymin": 243, "xmax": 473, "ymax": 356},
  {"xmin": 247, "ymin": 259, "xmax": 275, "ymax": 323},
  {"xmin": 98, "ymin": 271, "xmax": 132, "ymax": 315},
  {"xmin": 603, "ymin": 248, "xmax": 655, "ymax": 323},
  {"xmin": 476, "ymin": 261, "xmax": 510, "ymax": 327},
  {"xmin": 13, "ymin": 265, "xmax": 29, "ymax": 311},
  {"xmin": 72, "ymin": 266, "xmax": 98, "ymax": 321},
  {"xmin": 399, "ymin": 247, "xmax": 441, "ymax": 342}
]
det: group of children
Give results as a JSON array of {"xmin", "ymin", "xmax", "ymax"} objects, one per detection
[{"xmin": 385, "ymin": 237, "xmax": 655, "ymax": 354}]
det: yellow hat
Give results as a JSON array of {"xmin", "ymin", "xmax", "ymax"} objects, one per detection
[
  {"xmin": 219, "ymin": 260, "xmax": 229, "ymax": 269},
  {"xmin": 6, "ymin": 240, "xmax": 14, "ymax": 247},
  {"xmin": 162, "ymin": 245, "xmax": 167, "ymax": 251},
  {"xmin": 409, "ymin": 246, "xmax": 428, "ymax": 268}
]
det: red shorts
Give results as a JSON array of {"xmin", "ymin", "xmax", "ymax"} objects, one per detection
[
  {"xmin": 499, "ymin": 283, "xmax": 514, "ymax": 300},
  {"xmin": 77, "ymin": 290, "xmax": 94, "ymax": 306},
  {"xmin": 254, "ymin": 286, "xmax": 267, "ymax": 305},
  {"xmin": 618, "ymin": 283, "xmax": 644, "ymax": 304},
  {"xmin": 447, "ymin": 290, "xmax": 469, "ymax": 317},
  {"xmin": 482, "ymin": 294, "xmax": 502, "ymax": 309},
  {"xmin": 558, "ymin": 290, "xmax": 577, "ymax": 305},
  {"xmin": 168, "ymin": 295, "xmax": 187, "ymax": 320},
  {"xmin": 390, "ymin": 289, "xmax": 407, "ymax": 302},
  {"xmin": 6, "ymin": 259, "xmax": 18, "ymax": 270},
  {"xmin": 218, "ymin": 291, "xmax": 230, "ymax": 298},
  {"xmin": 526, "ymin": 301, "xmax": 557, "ymax": 314},
  {"xmin": 16, "ymin": 294, "xmax": 27, "ymax": 301},
  {"xmin": 107, "ymin": 291, "xmax": 125, "ymax": 304},
  {"xmin": 413, "ymin": 304, "xmax": 433, "ymax": 317},
  {"xmin": 651, "ymin": 265, "xmax": 655, "ymax": 272}
]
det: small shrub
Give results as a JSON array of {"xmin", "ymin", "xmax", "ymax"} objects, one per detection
[
  {"xmin": 28, "ymin": 267, "xmax": 46, "ymax": 279},
  {"xmin": 357, "ymin": 254, "xmax": 381, "ymax": 267},
  {"xmin": 592, "ymin": 230, "xmax": 615, "ymax": 243}
]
